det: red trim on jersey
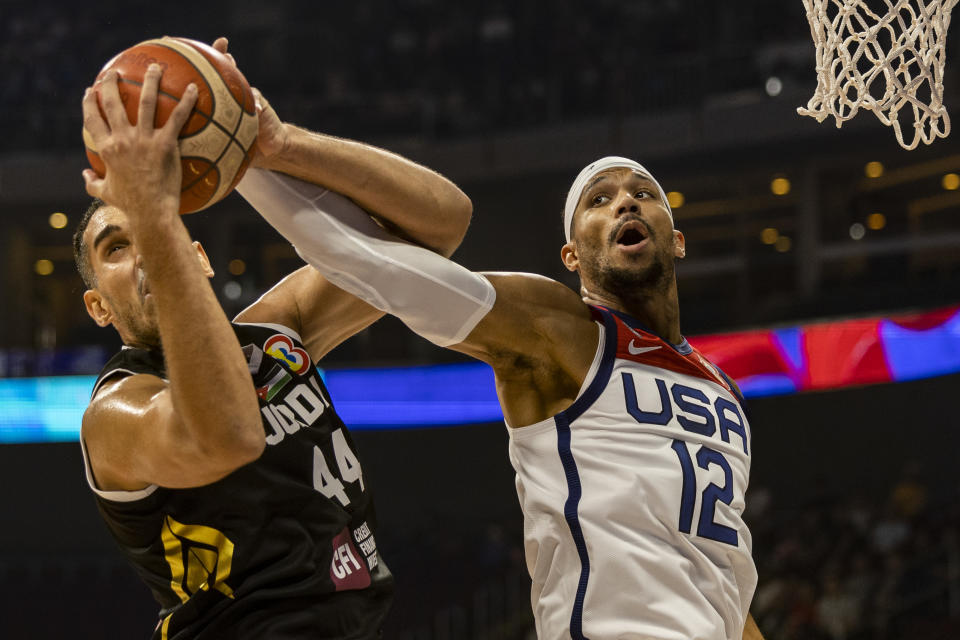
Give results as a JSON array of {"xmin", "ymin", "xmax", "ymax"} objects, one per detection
[{"xmin": 607, "ymin": 313, "xmax": 734, "ymax": 392}]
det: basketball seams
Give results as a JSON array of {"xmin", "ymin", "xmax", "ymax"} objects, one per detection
[
  {"xmin": 146, "ymin": 39, "xmax": 239, "ymax": 206},
  {"xmin": 84, "ymin": 37, "xmax": 258, "ymax": 213},
  {"xmin": 149, "ymin": 38, "xmax": 256, "ymax": 205},
  {"xmin": 180, "ymin": 113, "xmax": 256, "ymax": 201},
  {"xmin": 141, "ymin": 40, "xmax": 218, "ymax": 136},
  {"xmin": 169, "ymin": 37, "xmax": 255, "ymax": 115},
  {"xmin": 115, "ymin": 77, "xmax": 214, "ymax": 128}
]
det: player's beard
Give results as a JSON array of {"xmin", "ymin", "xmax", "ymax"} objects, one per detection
[
  {"xmin": 105, "ymin": 292, "xmax": 162, "ymax": 349},
  {"xmin": 577, "ymin": 234, "xmax": 674, "ymax": 300},
  {"xmin": 599, "ymin": 258, "xmax": 669, "ymax": 297}
]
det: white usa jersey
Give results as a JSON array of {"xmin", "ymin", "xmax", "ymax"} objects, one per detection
[{"xmin": 507, "ymin": 305, "xmax": 757, "ymax": 640}]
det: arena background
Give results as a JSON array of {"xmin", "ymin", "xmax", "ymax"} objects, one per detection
[{"xmin": 2, "ymin": 1, "xmax": 960, "ymax": 638}]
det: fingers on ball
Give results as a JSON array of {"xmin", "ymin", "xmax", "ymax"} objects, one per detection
[
  {"xmin": 82, "ymin": 87, "xmax": 110, "ymax": 138},
  {"xmin": 137, "ymin": 64, "xmax": 164, "ymax": 129},
  {"xmin": 98, "ymin": 70, "xmax": 129, "ymax": 130},
  {"xmin": 166, "ymin": 83, "xmax": 198, "ymax": 134}
]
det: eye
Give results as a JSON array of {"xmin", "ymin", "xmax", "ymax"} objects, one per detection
[
  {"xmin": 591, "ymin": 194, "xmax": 610, "ymax": 206},
  {"xmin": 635, "ymin": 190, "xmax": 653, "ymax": 199},
  {"xmin": 107, "ymin": 242, "xmax": 127, "ymax": 255}
]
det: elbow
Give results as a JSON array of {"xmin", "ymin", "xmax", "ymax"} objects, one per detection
[
  {"xmin": 438, "ymin": 192, "xmax": 473, "ymax": 257},
  {"xmin": 222, "ymin": 390, "xmax": 267, "ymax": 463},
  {"xmin": 202, "ymin": 416, "xmax": 265, "ymax": 470},
  {"xmin": 455, "ymin": 192, "xmax": 474, "ymax": 233},
  {"xmin": 235, "ymin": 423, "xmax": 267, "ymax": 463},
  {"xmin": 231, "ymin": 414, "xmax": 267, "ymax": 464}
]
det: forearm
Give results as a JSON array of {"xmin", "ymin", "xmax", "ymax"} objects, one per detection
[
  {"xmin": 237, "ymin": 169, "xmax": 494, "ymax": 347},
  {"xmin": 133, "ymin": 213, "xmax": 261, "ymax": 453},
  {"xmin": 254, "ymin": 125, "xmax": 470, "ymax": 255}
]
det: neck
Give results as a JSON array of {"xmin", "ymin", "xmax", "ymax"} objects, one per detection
[
  {"xmin": 581, "ymin": 283, "xmax": 682, "ymax": 344},
  {"xmin": 118, "ymin": 326, "xmax": 162, "ymax": 352}
]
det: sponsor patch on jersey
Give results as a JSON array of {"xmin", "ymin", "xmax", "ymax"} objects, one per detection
[
  {"xmin": 330, "ymin": 526, "xmax": 372, "ymax": 591},
  {"xmin": 264, "ymin": 334, "xmax": 312, "ymax": 374}
]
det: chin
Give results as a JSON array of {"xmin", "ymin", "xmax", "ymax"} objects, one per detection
[{"xmin": 601, "ymin": 260, "xmax": 667, "ymax": 294}]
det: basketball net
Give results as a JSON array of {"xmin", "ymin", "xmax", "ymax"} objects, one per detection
[{"xmin": 798, "ymin": 0, "xmax": 959, "ymax": 150}]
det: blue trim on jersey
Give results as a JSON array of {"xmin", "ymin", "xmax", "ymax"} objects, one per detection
[
  {"xmin": 564, "ymin": 307, "xmax": 619, "ymax": 422},
  {"xmin": 717, "ymin": 368, "xmax": 746, "ymax": 406},
  {"xmin": 555, "ymin": 411, "xmax": 591, "ymax": 640},
  {"xmin": 548, "ymin": 307, "xmax": 618, "ymax": 640},
  {"xmin": 605, "ymin": 307, "xmax": 692, "ymax": 355}
]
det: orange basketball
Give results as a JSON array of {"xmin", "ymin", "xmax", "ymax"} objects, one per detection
[{"xmin": 83, "ymin": 37, "xmax": 259, "ymax": 214}]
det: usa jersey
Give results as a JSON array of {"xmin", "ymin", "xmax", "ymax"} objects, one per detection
[
  {"xmin": 80, "ymin": 322, "xmax": 392, "ymax": 639},
  {"xmin": 507, "ymin": 306, "xmax": 756, "ymax": 640}
]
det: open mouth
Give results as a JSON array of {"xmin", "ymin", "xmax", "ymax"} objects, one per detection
[{"xmin": 614, "ymin": 220, "xmax": 650, "ymax": 247}]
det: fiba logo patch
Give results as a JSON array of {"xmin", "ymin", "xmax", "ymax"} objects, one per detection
[{"xmin": 264, "ymin": 334, "xmax": 311, "ymax": 374}]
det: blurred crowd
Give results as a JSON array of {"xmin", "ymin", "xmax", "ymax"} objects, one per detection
[
  {"xmin": 748, "ymin": 470, "xmax": 960, "ymax": 640},
  {"xmin": 379, "ymin": 468, "xmax": 960, "ymax": 640},
  {"xmin": 1, "ymin": 0, "xmax": 810, "ymax": 151},
  {"xmin": 4, "ymin": 464, "xmax": 957, "ymax": 639}
]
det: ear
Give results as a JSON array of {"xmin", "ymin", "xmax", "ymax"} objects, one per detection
[
  {"xmin": 672, "ymin": 230, "xmax": 686, "ymax": 259},
  {"xmin": 560, "ymin": 241, "xmax": 579, "ymax": 273},
  {"xmin": 193, "ymin": 241, "xmax": 215, "ymax": 278},
  {"xmin": 83, "ymin": 289, "xmax": 113, "ymax": 328}
]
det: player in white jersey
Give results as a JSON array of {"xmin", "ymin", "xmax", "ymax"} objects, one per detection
[{"xmin": 236, "ymin": 155, "xmax": 765, "ymax": 640}]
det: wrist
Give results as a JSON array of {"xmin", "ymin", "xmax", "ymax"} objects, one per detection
[
  {"xmin": 252, "ymin": 122, "xmax": 295, "ymax": 170},
  {"xmin": 127, "ymin": 202, "xmax": 183, "ymax": 239}
]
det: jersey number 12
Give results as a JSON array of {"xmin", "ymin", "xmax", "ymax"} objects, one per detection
[{"xmin": 670, "ymin": 439, "xmax": 738, "ymax": 546}]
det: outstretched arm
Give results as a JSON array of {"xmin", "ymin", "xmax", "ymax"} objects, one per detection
[
  {"xmin": 238, "ymin": 170, "xmax": 600, "ymax": 426},
  {"xmin": 251, "ymin": 116, "xmax": 470, "ymax": 256}
]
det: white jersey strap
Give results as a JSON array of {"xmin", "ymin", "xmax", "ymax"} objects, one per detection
[
  {"xmin": 237, "ymin": 168, "xmax": 496, "ymax": 347},
  {"xmin": 79, "ymin": 435, "xmax": 159, "ymax": 502}
]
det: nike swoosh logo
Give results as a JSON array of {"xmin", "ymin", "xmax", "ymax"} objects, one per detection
[{"xmin": 628, "ymin": 341, "xmax": 662, "ymax": 356}]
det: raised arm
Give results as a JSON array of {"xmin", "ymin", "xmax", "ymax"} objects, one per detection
[
  {"xmin": 80, "ymin": 65, "xmax": 263, "ymax": 490},
  {"xmin": 251, "ymin": 116, "xmax": 471, "ymax": 256},
  {"xmin": 238, "ymin": 170, "xmax": 601, "ymax": 426}
]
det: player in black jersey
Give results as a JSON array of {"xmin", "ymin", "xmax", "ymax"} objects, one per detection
[{"xmin": 73, "ymin": 39, "xmax": 471, "ymax": 639}]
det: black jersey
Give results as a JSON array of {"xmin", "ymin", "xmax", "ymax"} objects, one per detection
[{"xmin": 80, "ymin": 322, "xmax": 393, "ymax": 639}]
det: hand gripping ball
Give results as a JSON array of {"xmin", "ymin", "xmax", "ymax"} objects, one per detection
[{"xmin": 83, "ymin": 37, "xmax": 259, "ymax": 214}]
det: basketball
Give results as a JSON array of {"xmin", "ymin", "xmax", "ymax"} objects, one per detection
[{"xmin": 83, "ymin": 37, "xmax": 259, "ymax": 214}]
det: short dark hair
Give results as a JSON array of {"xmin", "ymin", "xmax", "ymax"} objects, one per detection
[{"xmin": 73, "ymin": 198, "xmax": 107, "ymax": 288}]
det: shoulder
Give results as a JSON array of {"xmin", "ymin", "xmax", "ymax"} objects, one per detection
[
  {"xmin": 478, "ymin": 271, "xmax": 594, "ymax": 340},
  {"xmin": 465, "ymin": 271, "xmax": 599, "ymax": 376},
  {"xmin": 457, "ymin": 273, "xmax": 605, "ymax": 426},
  {"xmin": 85, "ymin": 372, "xmax": 170, "ymax": 433},
  {"xmin": 82, "ymin": 372, "xmax": 171, "ymax": 492},
  {"xmin": 481, "ymin": 272, "xmax": 591, "ymax": 313}
]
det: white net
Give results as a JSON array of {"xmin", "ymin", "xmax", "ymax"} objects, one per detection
[{"xmin": 798, "ymin": 0, "xmax": 960, "ymax": 150}]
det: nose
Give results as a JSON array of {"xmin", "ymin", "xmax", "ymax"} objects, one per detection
[{"xmin": 616, "ymin": 194, "xmax": 641, "ymax": 216}]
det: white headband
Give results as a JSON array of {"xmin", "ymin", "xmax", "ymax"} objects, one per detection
[{"xmin": 563, "ymin": 156, "xmax": 672, "ymax": 243}]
